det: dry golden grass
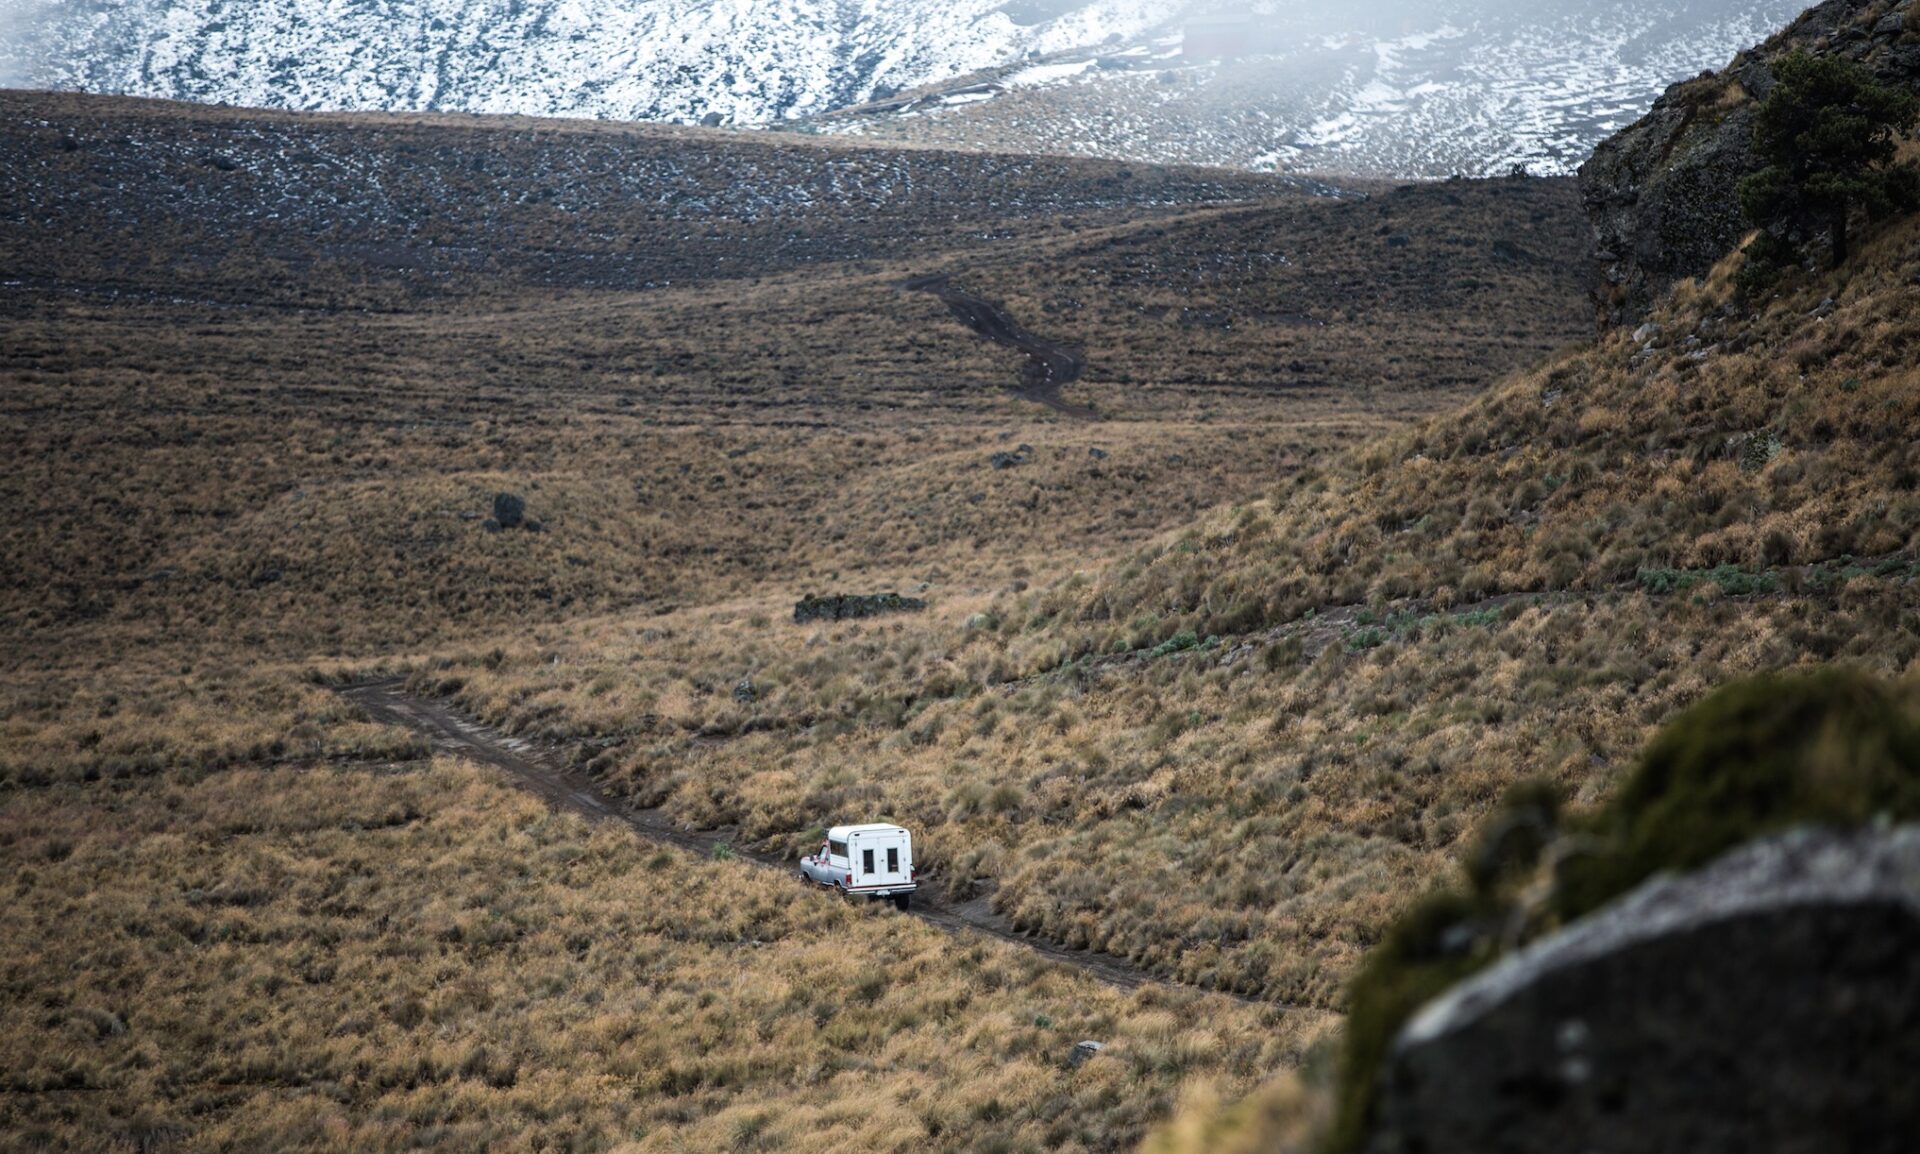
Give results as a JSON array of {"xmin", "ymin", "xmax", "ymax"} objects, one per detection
[
  {"xmin": 425, "ymin": 581, "xmax": 1920, "ymax": 1007},
  {"xmin": 1016, "ymin": 215, "xmax": 1920, "ymax": 646},
  {"xmin": 14, "ymin": 87, "xmax": 1910, "ymax": 1153},
  {"xmin": 0, "ymin": 664, "xmax": 419, "ymax": 785},
  {"xmin": 417, "ymin": 215, "xmax": 1920, "ymax": 1008},
  {"xmin": 1, "ymin": 756, "xmax": 1332, "ymax": 1151},
  {"xmin": 2, "ymin": 98, "xmax": 1589, "ymax": 673},
  {"xmin": 0, "ymin": 92, "xmax": 1594, "ymax": 1150}
]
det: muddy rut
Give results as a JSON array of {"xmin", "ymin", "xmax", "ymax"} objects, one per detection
[
  {"xmin": 340, "ymin": 680, "xmax": 1270, "ymax": 1003},
  {"xmin": 906, "ymin": 274, "xmax": 1097, "ymax": 420}
]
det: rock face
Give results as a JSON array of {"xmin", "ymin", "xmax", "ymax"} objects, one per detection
[
  {"xmin": 1366, "ymin": 826, "xmax": 1920, "ymax": 1154},
  {"xmin": 1579, "ymin": 0, "xmax": 1920, "ymax": 327},
  {"xmin": 793, "ymin": 592, "xmax": 928, "ymax": 624}
]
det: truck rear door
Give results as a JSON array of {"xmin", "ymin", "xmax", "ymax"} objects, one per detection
[{"xmin": 863, "ymin": 830, "xmax": 911, "ymax": 888}]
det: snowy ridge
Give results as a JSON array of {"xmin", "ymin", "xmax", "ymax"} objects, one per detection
[
  {"xmin": 1283, "ymin": 2, "xmax": 1803, "ymax": 175},
  {"xmin": 5, "ymin": 0, "xmax": 1809, "ymax": 178},
  {"xmin": 3, "ymin": 0, "xmax": 1180, "ymax": 126},
  {"xmin": 819, "ymin": 0, "xmax": 1809, "ymax": 178}
]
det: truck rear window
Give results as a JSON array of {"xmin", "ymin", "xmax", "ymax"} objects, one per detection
[
  {"xmin": 887, "ymin": 847, "xmax": 899, "ymax": 873},
  {"xmin": 862, "ymin": 849, "xmax": 875, "ymax": 874}
]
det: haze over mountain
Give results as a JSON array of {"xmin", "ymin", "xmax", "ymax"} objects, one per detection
[{"xmin": 6, "ymin": 0, "xmax": 1807, "ymax": 176}]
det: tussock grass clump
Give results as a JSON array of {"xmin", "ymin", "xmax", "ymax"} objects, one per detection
[
  {"xmin": 413, "ymin": 194, "xmax": 1920, "ymax": 1012},
  {"xmin": 0, "ymin": 666, "xmax": 419, "ymax": 785},
  {"xmin": 1012, "ymin": 210, "xmax": 1920, "ymax": 654},
  {"xmin": 0, "ymin": 757, "xmax": 1332, "ymax": 1150}
]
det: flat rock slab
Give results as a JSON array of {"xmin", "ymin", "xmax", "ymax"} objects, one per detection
[{"xmin": 1369, "ymin": 826, "xmax": 1920, "ymax": 1154}]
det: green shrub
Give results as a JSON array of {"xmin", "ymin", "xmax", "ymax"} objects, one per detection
[
  {"xmin": 1345, "ymin": 627, "xmax": 1388, "ymax": 652},
  {"xmin": 1739, "ymin": 50, "xmax": 1920, "ymax": 271},
  {"xmin": 1147, "ymin": 631, "xmax": 1203, "ymax": 659},
  {"xmin": 1327, "ymin": 668, "xmax": 1920, "ymax": 1154},
  {"xmin": 1636, "ymin": 564, "xmax": 1779, "ymax": 596},
  {"xmin": 1554, "ymin": 668, "xmax": 1920, "ymax": 918}
]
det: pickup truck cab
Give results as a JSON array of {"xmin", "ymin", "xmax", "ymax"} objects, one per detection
[{"xmin": 799, "ymin": 823, "xmax": 917, "ymax": 909}]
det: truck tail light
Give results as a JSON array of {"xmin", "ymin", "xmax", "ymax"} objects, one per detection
[{"xmin": 845, "ymin": 873, "xmax": 853, "ymax": 886}]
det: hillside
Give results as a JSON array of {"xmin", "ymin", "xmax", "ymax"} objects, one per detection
[
  {"xmin": 0, "ymin": 91, "xmax": 1593, "ymax": 1148},
  {"xmin": 392, "ymin": 163, "xmax": 1920, "ymax": 1017},
  {"xmin": 4, "ymin": 3, "xmax": 1919, "ymax": 1141},
  {"xmin": 0, "ymin": 91, "xmax": 1304, "ymax": 307},
  {"xmin": 7, "ymin": 4, "xmax": 1918, "ymax": 1135},
  {"xmin": 0, "ymin": 91, "xmax": 1589, "ymax": 668}
]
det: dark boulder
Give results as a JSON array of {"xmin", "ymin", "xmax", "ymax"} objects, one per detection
[
  {"xmin": 990, "ymin": 444, "xmax": 1035, "ymax": 470},
  {"xmin": 1367, "ymin": 825, "xmax": 1920, "ymax": 1154},
  {"xmin": 492, "ymin": 492, "xmax": 526, "ymax": 529},
  {"xmin": 793, "ymin": 592, "xmax": 928, "ymax": 624},
  {"xmin": 1578, "ymin": 0, "xmax": 1920, "ymax": 327}
]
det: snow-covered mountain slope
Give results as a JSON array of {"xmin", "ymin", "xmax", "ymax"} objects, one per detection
[
  {"xmin": 4, "ymin": 0, "xmax": 1810, "ymax": 178},
  {"xmin": 1, "ymin": 0, "xmax": 1178, "ymax": 126},
  {"xmin": 817, "ymin": 0, "xmax": 1812, "ymax": 177}
]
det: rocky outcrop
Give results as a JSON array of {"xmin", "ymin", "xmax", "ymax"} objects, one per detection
[
  {"xmin": 1580, "ymin": 0, "xmax": 1920, "ymax": 326},
  {"xmin": 1365, "ymin": 825, "xmax": 1920, "ymax": 1154},
  {"xmin": 792, "ymin": 592, "xmax": 928, "ymax": 624}
]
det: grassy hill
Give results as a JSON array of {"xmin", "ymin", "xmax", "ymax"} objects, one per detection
[
  {"xmin": 0, "ymin": 91, "xmax": 1592, "ymax": 1148},
  {"xmin": 407, "ymin": 191, "xmax": 1920, "ymax": 1016},
  {"xmin": 14, "ymin": 49, "xmax": 1918, "ymax": 1147},
  {"xmin": 1, "ymin": 92, "xmax": 1587, "ymax": 667},
  {"xmin": 6, "ymin": 67, "xmax": 1916, "ymax": 1146}
]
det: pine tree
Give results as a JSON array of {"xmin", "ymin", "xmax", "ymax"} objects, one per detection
[{"xmin": 1739, "ymin": 51, "xmax": 1919, "ymax": 281}]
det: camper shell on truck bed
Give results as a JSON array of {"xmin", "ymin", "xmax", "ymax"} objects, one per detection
[{"xmin": 799, "ymin": 823, "xmax": 917, "ymax": 909}]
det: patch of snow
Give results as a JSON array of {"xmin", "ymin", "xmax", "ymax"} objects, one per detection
[
  {"xmin": 3, "ymin": 0, "xmax": 1183, "ymax": 126},
  {"xmin": 1007, "ymin": 59, "xmax": 1099, "ymax": 87}
]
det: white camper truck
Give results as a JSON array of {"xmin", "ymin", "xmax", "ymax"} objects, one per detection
[{"xmin": 798, "ymin": 823, "xmax": 917, "ymax": 909}]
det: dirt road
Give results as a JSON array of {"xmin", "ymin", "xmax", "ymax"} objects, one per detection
[
  {"xmin": 340, "ymin": 679, "xmax": 1267, "ymax": 1002},
  {"xmin": 905, "ymin": 274, "xmax": 1097, "ymax": 420}
]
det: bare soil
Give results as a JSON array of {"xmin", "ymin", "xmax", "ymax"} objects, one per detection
[{"xmin": 906, "ymin": 274, "xmax": 1096, "ymax": 418}]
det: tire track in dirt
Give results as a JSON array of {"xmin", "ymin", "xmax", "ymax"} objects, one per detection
[
  {"xmin": 339, "ymin": 679, "xmax": 1275, "ymax": 1004},
  {"xmin": 905, "ymin": 274, "xmax": 1097, "ymax": 420}
]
